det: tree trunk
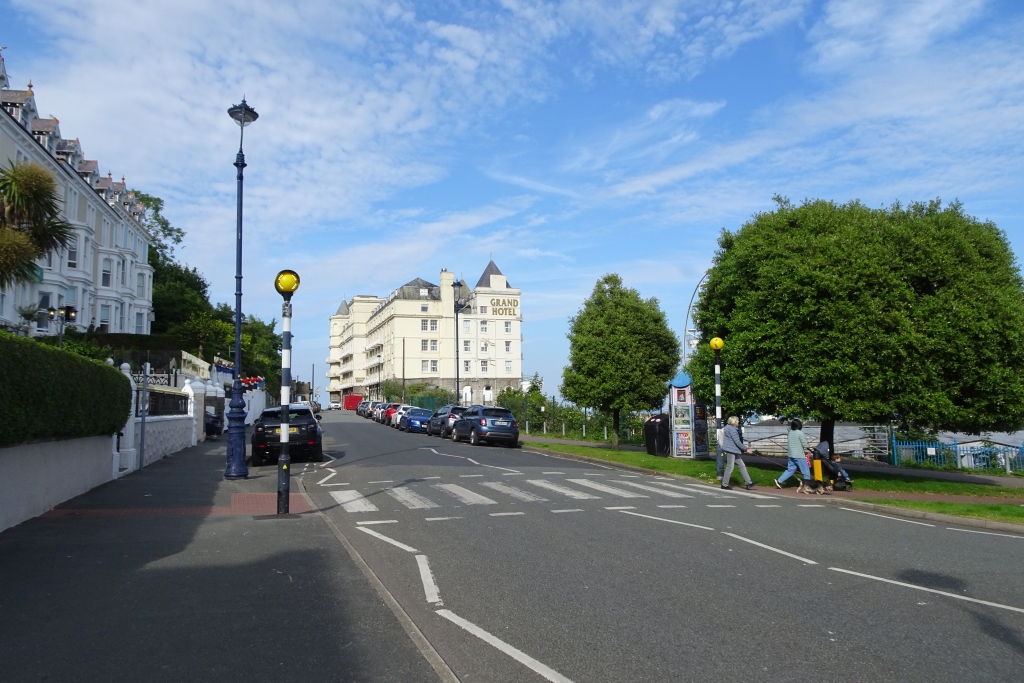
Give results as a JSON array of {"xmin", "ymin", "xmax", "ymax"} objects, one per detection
[
  {"xmin": 819, "ymin": 417, "xmax": 835, "ymax": 457},
  {"xmin": 611, "ymin": 408, "xmax": 620, "ymax": 450}
]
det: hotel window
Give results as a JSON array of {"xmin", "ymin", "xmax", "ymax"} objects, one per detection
[
  {"xmin": 38, "ymin": 293, "xmax": 51, "ymax": 330},
  {"xmin": 421, "ymin": 304, "xmax": 428, "ymax": 312},
  {"xmin": 479, "ymin": 305, "xmax": 488, "ymax": 314},
  {"xmin": 464, "ymin": 360, "xmax": 471, "ymax": 372},
  {"xmin": 480, "ymin": 320, "xmax": 487, "ymax": 333},
  {"xmin": 463, "ymin": 340, "xmax": 470, "ymax": 352},
  {"xmin": 421, "ymin": 360, "xmax": 429, "ymax": 372},
  {"xmin": 120, "ymin": 259, "xmax": 126, "ymax": 285},
  {"xmin": 421, "ymin": 319, "xmax": 428, "ymax": 331},
  {"xmin": 118, "ymin": 305, "xmax": 124, "ymax": 331},
  {"xmin": 99, "ymin": 304, "xmax": 110, "ymax": 332},
  {"xmin": 430, "ymin": 339, "xmax": 437, "ymax": 352},
  {"xmin": 430, "ymin": 360, "xmax": 438, "ymax": 372},
  {"xmin": 136, "ymin": 273, "xmax": 145, "ymax": 297},
  {"xmin": 135, "ymin": 311, "xmax": 144, "ymax": 334},
  {"xmin": 421, "ymin": 339, "xmax": 429, "ymax": 351},
  {"xmin": 66, "ymin": 287, "xmax": 76, "ymax": 307},
  {"xmin": 45, "ymin": 250, "xmax": 53, "ymax": 269},
  {"xmin": 101, "ymin": 259, "xmax": 112, "ymax": 287},
  {"xmin": 505, "ymin": 341, "xmax": 512, "ymax": 353},
  {"xmin": 480, "ymin": 360, "xmax": 488, "ymax": 372},
  {"xmin": 504, "ymin": 321, "xmax": 512, "ymax": 333},
  {"xmin": 505, "ymin": 361, "xmax": 512, "ymax": 373},
  {"xmin": 67, "ymin": 236, "xmax": 78, "ymax": 269},
  {"xmin": 430, "ymin": 319, "xmax": 438, "ymax": 331},
  {"xmin": 463, "ymin": 319, "xmax": 470, "ymax": 333},
  {"xmin": 480, "ymin": 341, "xmax": 487, "ymax": 352}
]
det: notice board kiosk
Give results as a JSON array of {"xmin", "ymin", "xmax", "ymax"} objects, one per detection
[{"xmin": 668, "ymin": 372, "xmax": 710, "ymax": 459}]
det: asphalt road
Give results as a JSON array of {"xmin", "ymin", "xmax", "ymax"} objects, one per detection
[{"xmin": 295, "ymin": 410, "xmax": 1024, "ymax": 683}]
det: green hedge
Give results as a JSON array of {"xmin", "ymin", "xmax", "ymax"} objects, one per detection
[{"xmin": 0, "ymin": 333, "xmax": 132, "ymax": 447}]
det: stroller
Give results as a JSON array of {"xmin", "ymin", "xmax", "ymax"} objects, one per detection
[{"xmin": 814, "ymin": 441, "xmax": 854, "ymax": 492}]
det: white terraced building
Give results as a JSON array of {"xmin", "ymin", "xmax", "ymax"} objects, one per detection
[
  {"xmin": 0, "ymin": 51, "xmax": 154, "ymax": 336},
  {"xmin": 327, "ymin": 261, "xmax": 524, "ymax": 406}
]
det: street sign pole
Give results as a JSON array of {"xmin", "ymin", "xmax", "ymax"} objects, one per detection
[{"xmin": 275, "ymin": 270, "xmax": 300, "ymax": 514}]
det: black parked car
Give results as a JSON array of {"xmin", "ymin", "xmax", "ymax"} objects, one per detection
[
  {"xmin": 427, "ymin": 404, "xmax": 466, "ymax": 437},
  {"xmin": 204, "ymin": 410, "xmax": 223, "ymax": 438},
  {"xmin": 250, "ymin": 404, "xmax": 323, "ymax": 466},
  {"xmin": 451, "ymin": 405, "xmax": 519, "ymax": 447}
]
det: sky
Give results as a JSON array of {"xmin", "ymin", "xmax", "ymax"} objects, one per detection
[{"xmin": 2, "ymin": 0, "xmax": 1023, "ymax": 399}]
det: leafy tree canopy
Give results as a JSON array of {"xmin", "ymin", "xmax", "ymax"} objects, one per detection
[
  {"xmin": 561, "ymin": 274, "xmax": 680, "ymax": 448},
  {"xmin": 688, "ymin": 197, "xmax": 1024, "ymax": 440},
  {"xmin": 0, "ymin": 162, "xmax": 74, "ymax": 287},
  {"xmin": 134, "ymin": 190, "xmax": 184, "ymax": 266}
]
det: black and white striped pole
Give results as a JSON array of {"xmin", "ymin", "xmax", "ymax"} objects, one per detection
[
  {"xmin": 710, "ymin": 337, "xmax": 724, "ymax": 468},
  {"xmin": 275, "ymin": 270, "xmax": 300, "ymax": 514}
]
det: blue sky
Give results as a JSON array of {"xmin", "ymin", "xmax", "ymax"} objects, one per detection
[{"xmin": 3, "ymin": 0, "xmax": 1023, "ymax": 398}]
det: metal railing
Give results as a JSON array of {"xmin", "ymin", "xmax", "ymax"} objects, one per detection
[
  {"xmin": 891, "ymin": 437, "xmax": 1024, "ymax": 473},
  {"xmin": 135, "ymin": 389, "xmax": 189, "ymax": 417}
]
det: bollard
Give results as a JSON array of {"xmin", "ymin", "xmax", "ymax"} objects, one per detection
[
  {"xmin": 604, "ymin": 426, "xmax": 607, "ymax": 440},
  {"xmin": 583, "ymin": 422, "xmax": 586, "ymax": 438},
  {"xmin": 562, "ymin": 423, "xmax": 565, "ymax": 436},
  {"xmin": 543, "ymin": 422, "xmax": 546, "ymax": 435},
  {"xmin": 526, "ymin": 421, "xmax": 529, "ymax": 434}
]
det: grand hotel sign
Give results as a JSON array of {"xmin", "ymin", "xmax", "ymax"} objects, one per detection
[{"xmin": 489, "ymin": 298, "xmax": 519, "ymax": 316}]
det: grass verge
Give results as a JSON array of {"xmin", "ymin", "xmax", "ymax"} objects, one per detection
[
  {"xmin": 854, "ymin": 498, "xmax": 1024, "ymax": 525},
  {"xmin": 521, "ymin": 440, "xmax": 1024, "ymax": 498}
]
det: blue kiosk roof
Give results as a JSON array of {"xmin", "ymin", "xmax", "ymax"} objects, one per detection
[{"xmin": 670, "ymin": 371, "xmax": 691, "ymax": 387}]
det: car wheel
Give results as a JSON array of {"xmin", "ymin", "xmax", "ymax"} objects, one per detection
[
  {"xmin": 469, "ymin": 430, "xmax": 481, "ymax": 446},
  {"xmin": 314, "ymin": 445, "xmax": 324, "ymax": 462},
  {"xmin": 251, "ymin": 450, "xmax": 262, "ymax": 467},
  {"xmin": 511, "ymin": 439, "xmax": 519, "ymax": 449},
  {"xmin": 426, "ymin": 423, "xmax": 433, "ymax": 436},
  {"xmin": 451, "ymin": 427, "xmax": 460, "ymax": 442}
]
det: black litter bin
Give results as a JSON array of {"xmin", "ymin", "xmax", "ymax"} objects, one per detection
[{"xmin": 644, "ymin": 414, "xmax": 672, "ymax": 456}]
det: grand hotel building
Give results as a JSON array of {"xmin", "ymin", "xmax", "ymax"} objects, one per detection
[{"xmin": 326, "ymin": 261, "xmax": 523, "ymax": 406}]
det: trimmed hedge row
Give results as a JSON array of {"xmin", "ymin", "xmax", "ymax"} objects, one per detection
[{"xmin": 0, "ymin": 332, "xmax": 132, "ymax": 448}]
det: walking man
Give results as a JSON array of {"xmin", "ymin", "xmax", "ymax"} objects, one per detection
[
  {"xmin": 721, "ymin": 416, "xmax": 755, "ymax": 490},
  {"xmin": 775, "ymin": 419, "xmax": 812, "ymax": 492}
]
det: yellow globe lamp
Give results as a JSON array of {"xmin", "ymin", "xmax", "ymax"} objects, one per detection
[
  {"xmin": 275, "ymin": 270, "xmax": 300, "ymax": 297},
  {"xmin": 710, "ymin": 337, "xmax": 724, "ymax": 351}
]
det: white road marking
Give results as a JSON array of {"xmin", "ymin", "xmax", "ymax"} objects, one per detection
[
  {"xmin": 721, "ymin": 532, "xmax": 817, "ymax": 564},
  {"xmin": 657, "ymin": 505, "xmax": 687, "ymax": 508},
  {"xmin": 947, "ymin": 527, "xmax": 1024, "ymax": 539},
  {"xmin": 618, "ymin": 510, "xmax": 714, "ymax": 531},
  {"xmin": 357, "ymin": 526, "xmax": 418, "ymax": 552},
  {"xmin": 840, "ymin": 507, "xmax": 935, "ymax": 527},
  {"xmin": 582, "ymin": 473, "xmax": 605, "ymax": 476},
  {"xmin": 321, "ymin": 483, "xmax": 351, "ymax": 486},
  {"xmin": 460, "ymin": 474, "xmax": 484, "ymax": 478},
  {"xmin": 798, "ymin": 504, "xmax": 826, "ymax": 508},
  {"xmin": 423, "ymin": 476, "xmax": 442, "ymax": 479},
  {"xmin": 504, "ymin": 472, "xmax": 524, "ymax": 475},
  {"xmin": 551, "ymin": 509, "xmax": 585, "ymax": 513},
  {"xmin": 707, "ymin": 505, "xmax": 736, "ymax": 508},
  {"xmin": 436, "ymin": 609, "xmax": 575, "ymax": 683},
  {"xmin": 330, "ymin": 490, "xmax": 379, "ymax": 513},
  {"xmin": 423, "ymin": 448, "xmax": 522, "ymax": 474},
  {"xmin": 567, "ymin": 479, "xmax": 647, "ymax": 498},
  {"xmin": 368, "ymin": 480, "xmax": 394, "ymax": 484},
  {"xmin": 526, "ymin": 480, "xmax": 600, "ymax": 499},
  {"xmin": 542, "ymin": 472, "xmax": 565, "ymax": 474},
  {"xmin": 480, "ymin": 481, "xmax": 548, "ymax": 502},
  {"xmin": 619, "ymin": 475, "xmax": 640, "ymax": 478},
  {"xmin": 610, "ymin": 480, "xmax": 693, "ymax": 498},
  {"xmin": 434, "ymin": 484, "xmax": 498, "ymax": 505},
  {"xmin": 425, "ymin": 517, "xmax": 462, "ymax": 521},
  {"xmin": 756, "ymin": 505, "xmax": 782, "ymax": 508},
  {"xmin": 316, "ymin": 471, "xmax": 338, "ymax": 485},
  {"xmin": 604, "ymin": 506, "xmax": 636, "ymax": 510},
  {"xmin": 647, "ymin": 481, "xmax": 735, "ymax": 498},
  {"xmin": 386, "ymin": 487, "xmax": 439, "ymax": 510},
  {"xmin": 415, "ymin": 555, "xmax": 442, "ymax": 604},
  {"xmin": 356, "ymin": 520, "xmax": 398, "ymax": 525},
  {"xmin": 490, "ymin": 512, "xmax": 525, "ymax": 517},
  {"xmin": 829, "ymin": 567, "xmax": 1024, "ymax": 614}
]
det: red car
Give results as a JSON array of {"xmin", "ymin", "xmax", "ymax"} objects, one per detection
[{"xmin": 380, "ymin": 403, "xmax": 400, "ymax": 424}]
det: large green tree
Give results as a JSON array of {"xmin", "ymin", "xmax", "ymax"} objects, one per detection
[
  {"xmin": 0, "ymin": 162, "xmax": 73, "ymax": 287},
  {"xmin": 689, "ymin": 197, "xmax": 1024, "ymax": 446},
  {"xmin": 562, "ymin": 274, "xmax": 680, "ymax": 449}
]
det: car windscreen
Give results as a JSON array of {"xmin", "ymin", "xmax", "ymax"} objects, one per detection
[
  {"xmin": 261, "ymin": 409, "xmax": 313, "ymax": 421},
  {"xmin": 482, "ymin": 409, "xmax": 513, "ymax": 418},
  {"xmin": 408, "ymin": 409, "xmax": 432, "ymax": 417},
  {"xmin": 450, "ymin": 407, "xmax": 466, "ymax": 415}
]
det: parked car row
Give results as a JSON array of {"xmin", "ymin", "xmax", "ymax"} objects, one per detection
[{"xmin": 355, "ymin": 400, "xmax": 520, "ymax": 447}]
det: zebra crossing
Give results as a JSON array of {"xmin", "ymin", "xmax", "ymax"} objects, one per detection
[{"xmin": 328, "ymin": 477, "xmax": 745, "ymax": 513}]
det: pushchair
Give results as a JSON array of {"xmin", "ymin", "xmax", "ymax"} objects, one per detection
[{"xmin": 814, "ymin": 442, "xmax": 854, "ymax": 491}]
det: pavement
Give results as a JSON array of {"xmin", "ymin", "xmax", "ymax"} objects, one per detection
[{"xmin": 5, "ymin": 411, "xmax": 1024, "ymax": 682}]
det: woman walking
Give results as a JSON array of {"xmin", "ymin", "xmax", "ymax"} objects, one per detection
[
  {"xmin": 720, "ymin": 416, "xmax": 756, "ymax": 490},
  {"xmin": 775, "ymin": 419, "xmax": 812, "ymax": 492}
]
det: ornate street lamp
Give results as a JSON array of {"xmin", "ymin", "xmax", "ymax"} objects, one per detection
[
  {"xmin": 223, "ymin": 98, "xmax": 259, "ymax": 481},
  {"xmin": 452, "ymin": 279, "xmax": 470, "ymax": 402},
  {"xmin": 48, "ymin": 305, "xmax": 77, "ymax": 348}
]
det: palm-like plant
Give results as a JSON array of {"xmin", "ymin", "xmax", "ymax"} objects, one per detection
[{"xmin": 0, "ymin": 161, "xmax": 74, "ymax": 287}]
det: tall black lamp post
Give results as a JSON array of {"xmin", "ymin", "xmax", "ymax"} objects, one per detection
[
  {"xmin": 452, "ymin": 279, "xmax": 470, "ymax": 402},
  {"xmin": 47, "ymin": 305, "xmax": 77, "ymax": 349},
  {"xmin": 223, "ymin": 98, "xmax": 258, "ymax": 481}
]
